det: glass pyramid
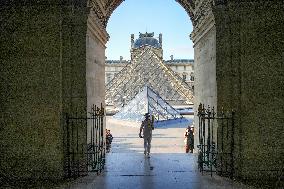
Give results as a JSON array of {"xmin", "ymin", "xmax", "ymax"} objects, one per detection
[
  {"xmin": 113, "ymin": 86, "xmax": 186, "ymax": 124},
  {"xmin": 106, "ymin": 46, "xmax": 194, "ymax": 109}
]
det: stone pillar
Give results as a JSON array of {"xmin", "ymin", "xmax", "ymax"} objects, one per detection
[
  {"xmin": 86, "ymin": 10, "xmax": 108, "ymax": 110},
  {"xmin": 85, "ymin": 5, "xmax": 109, "ymax": 158},
  {"xmin": 0, "ymin": 1, "xmax": 89, "ymax": 181},
  {"xmin": 213, "ymin": 1, "xmax": 284, "ymax": 184},
  {"xmin": 191, "ymin": 2, "xmax": 217, "ymax": 150}
]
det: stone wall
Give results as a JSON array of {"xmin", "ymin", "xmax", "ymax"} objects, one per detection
[
  {"xmin": 192, "ymin": 0, "xmax": 284, "ymax": 184},
  {"xmin": 237, "ymin": 1, "xmax": 283, "ymax": 182},
  {"xmin": 60, "ymin": 2, "xmax": 89, "ymax": 180},
  {"xmin": 61, "ymin": 3, "xmax": 88, "ymax": 115},
  {"xmin": 0, "ymin": 4, "xmax": 62, "ymax": 181},
  {"xmin": 214, "ymin": 1, "xmax": 284, "ymax": 184},
  {"xmin": 0, "ymin": 2, "xmax": 89, "ymax": 182}
]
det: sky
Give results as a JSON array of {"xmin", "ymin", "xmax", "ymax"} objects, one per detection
[{"xmin": 106, "ymin": 0, "xmax": 194, "ymax": 61}]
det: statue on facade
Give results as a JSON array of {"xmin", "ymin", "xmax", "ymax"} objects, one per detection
[
  {"xmin": 139, "ymin": 32, "xmax": 154, "ymax": 38},
  {"xmin": 131, "ymin": 34, "xmax": 134, "ymax": 46}
]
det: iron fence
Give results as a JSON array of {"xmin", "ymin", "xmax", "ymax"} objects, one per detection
[
  {"xmin": 197, "ymin": 103, "xmax": 235, "ymax": 178},
  {"xmin": 64, "ymin": 104, "xmax": 105, "ymax": 178}
]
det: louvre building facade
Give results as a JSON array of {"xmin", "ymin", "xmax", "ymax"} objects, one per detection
[
  {"xmin": 105, "ymin": 32, "xmax": 194, "ymax": 109},
  {"xmin": 105, "ymin": 33, "xmax": 194, "ymax": 88}
]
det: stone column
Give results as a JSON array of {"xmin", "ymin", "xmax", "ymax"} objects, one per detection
[
  {"xmin": 86, "ymin": 10, "xmax": 108, "ymax": 110},
  {"xmin": 85, "ymin": 1, "xmax": 112, "ymax": 167},
  {"xmin": 214, "ymin": 1, "xmax": 284, "ymax": 183},
  {"xmin": 0, "ymin": 1, "xmax": 89, "ymax": 181},
  {"xmin": 212, "ymin": 1, "xmax": 284, "ymax": 184},
  {"xmin": 191, "ymin": 1, "xmax": 217, "ymax": 150}
]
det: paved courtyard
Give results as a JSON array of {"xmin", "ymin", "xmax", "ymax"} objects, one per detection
[{"xmin": 62, "ymin": 116, "xmax": 255, "ymax": 189}]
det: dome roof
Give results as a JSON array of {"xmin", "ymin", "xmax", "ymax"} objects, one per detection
[{"xmin": 133, "ymin": 37, "xmax": 161, "ymax": 48}]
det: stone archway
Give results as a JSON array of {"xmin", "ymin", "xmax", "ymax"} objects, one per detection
[
  {"xmin": 87, "ymin": 0, "xmax": 218, "ymax": 154},
  {"xmin": 1, "ymin": 0, "xmax": 283, "ymax": 185},
  {"xmin": 83, "ymin": 0, "xmax": 284, "ymax": 184},
  {"xmin": 0, "ymin": 0, "xmax": 219, "ymax": 182}
]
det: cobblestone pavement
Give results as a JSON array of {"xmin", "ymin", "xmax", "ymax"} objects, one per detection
[{"xmin": 62, "ymin": 116, "xmax": 255, "ymax": 189}]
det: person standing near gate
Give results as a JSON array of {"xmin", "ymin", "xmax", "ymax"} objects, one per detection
[
  {"xmin": 139, "ymin": 113, "xmax": 154, "ymax": 157},
  {"xmin": 188, "ymin": 125, "xmax": 194, "ymax": 153},
  {"xmin": 184, "ymin": 125, "xmax": 194, "ymax": 153}
]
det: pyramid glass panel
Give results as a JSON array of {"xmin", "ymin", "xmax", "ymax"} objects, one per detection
[
  {"xmin": 106, "ymin": 46, "xmax": 194, "ymax": 110},
  {"xmin": 113, "ymin": 86, "xmax": 187, "ymax": 124}
]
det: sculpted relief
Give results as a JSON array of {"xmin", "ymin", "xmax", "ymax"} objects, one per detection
[{"xmin": 88, "ymin": 0, "xmax": 124, "ymax": 28}]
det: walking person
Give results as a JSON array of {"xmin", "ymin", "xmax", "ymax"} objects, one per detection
[{"xmin": 139, "ymin": 113, "xmax": 154, "ymax": 158}]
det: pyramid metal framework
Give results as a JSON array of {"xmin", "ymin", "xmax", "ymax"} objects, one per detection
[
  {"xmin": 113, "ymin": 85, "xmax": 183, "ymax": 122},
  {"xmin": 105, "ymin": 46, "xmax": 194, "ymax": 109}
]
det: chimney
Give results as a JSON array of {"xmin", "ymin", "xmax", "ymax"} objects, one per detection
[
  {"xmin": 131, "ymin": 34, "xmax": 134, "ymax": 47},
  {"xmin": 159, "ymin": 33, "xmax": 162, "ymax": 47}
]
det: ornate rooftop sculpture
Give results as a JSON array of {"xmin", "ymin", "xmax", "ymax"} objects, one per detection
[
  {"xmin": 139, "ymin": 32, "xmax": 155, "ymax": 38},
  {"xmin": 133, "ymin": 32, "xmax": 161, "ymax": 49}
]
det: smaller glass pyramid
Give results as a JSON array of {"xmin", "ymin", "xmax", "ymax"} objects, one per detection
[{"xmin": 113, "ymin": 86, "xmax": 189, "ymax": 126}]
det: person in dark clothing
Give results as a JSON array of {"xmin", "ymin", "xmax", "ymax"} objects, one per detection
[
  {"xmin": 106, "ymin": 129, "xmax": 113, "ymax": 153},
  {"xmin": 184, "ymin": 125, "xmax": 194, "ymax": 153}
]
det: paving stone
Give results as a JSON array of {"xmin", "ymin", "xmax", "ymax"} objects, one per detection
[{"xmin": 61, "ymin": 117, "xmax": 255, "ymax": 189}]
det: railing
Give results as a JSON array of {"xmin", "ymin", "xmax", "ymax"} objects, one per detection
[
  {"xmin": 64, "ymin": 104, "xmax": 105, "ymax": 178},
  {"xmin": 197, "ymin": 103, "xmax": 235, "ymax": 178}
]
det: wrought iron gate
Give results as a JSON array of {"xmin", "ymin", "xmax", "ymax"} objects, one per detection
[
  {"xmin": 64, "ymin": 104, "xmax": 105, "ymax": 178},
  {"xmin": 197, "ymin": 103, "xmax": 235, "ymax": 178}
]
